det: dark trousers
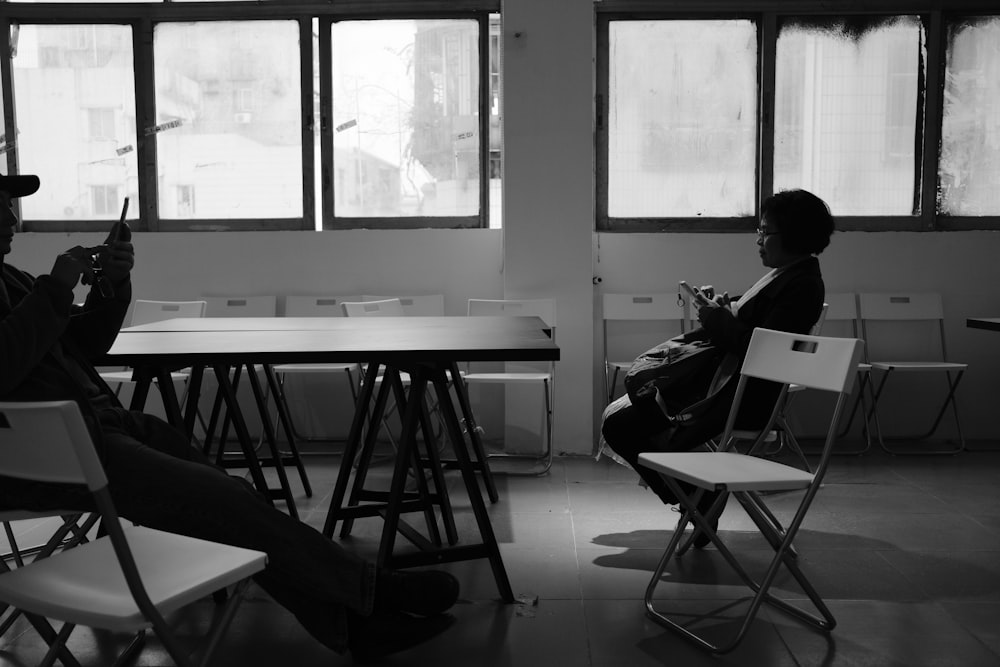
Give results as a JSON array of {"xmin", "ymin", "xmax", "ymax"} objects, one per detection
[
  {"xmin": 0, "ymin": 408, "xmax": 373, "ymax": 654},
  {"xmin": 601, "ymin": 394, "xmax": 728, "ymax": 506}
]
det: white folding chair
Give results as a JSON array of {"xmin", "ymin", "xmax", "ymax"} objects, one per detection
[
  {"xmin": 859, "ymin": 292, "xmax": 966, "ymax": 454},
  {"xmin": 2, "ymin": 510, "xmax": 100, "ymax": 657},
  {"xmin": 602, "ymin": 292, "xmax": 686, "ymax": 405},
  {"xmin": 823, "ymin": 292, "xmax": 877, "ymax": 453},
  {"xmin": 339, "ymin": 299, "xmax": 457, "ymax": 545},
  {"xmin": 98, "ymin": 299, "xmax": 208, "ymax": 403},
  {"xmin": 201, "ymin": 296, "xmax": 311, "ymax": 509},
  {"xmin": 638, "ymin": 328, "xmax": 864, "ymax": 654},
  {"xmin": 464, "ymin": 298, "xmax": 556, "ymax": 475},
  {"xmin": 362, "ymin": 294, "xmax": 446, "ymax": 317},
  {"xmin": 0, "ymin": 401, "xmax": 267, "ymax": 667},
  {"xmin": 268, "ymin": 295, "xmax": 363, "ymax": 442}
]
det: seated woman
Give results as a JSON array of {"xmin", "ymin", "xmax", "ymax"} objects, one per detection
[{"xmin": 601, "ymin": 189, "xmax": 834, "ymax": 517}]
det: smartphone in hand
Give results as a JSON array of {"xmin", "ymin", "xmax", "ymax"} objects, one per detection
[
  {"xmin": 104, "ymin": 197, "xmax": 131, "ymax": 244},
  {"xmin": 679, "ymin": 280, "xmax": 707, "ymax": 304}
]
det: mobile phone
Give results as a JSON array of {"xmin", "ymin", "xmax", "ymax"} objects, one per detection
[
  {"xmin": 679, "ymin": 280, "xmax": 702, "ymax": 301},
  {"xmin": 105, "ymin": 196, "xmax": 130, "ymax": 243}
]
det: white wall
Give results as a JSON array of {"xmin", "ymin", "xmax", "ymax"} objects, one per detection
[{"xmin": 9, "ymin": 0, "xmax": 1000, "ymax": 453}]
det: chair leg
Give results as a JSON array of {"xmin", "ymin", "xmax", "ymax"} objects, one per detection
[
  {"xmin": 871, "ymin": 369, "xmax": 965, "ymax": 455},
  {"xmin": 645, "ymin": 479, "xmax": 834, "ymax": 654}
]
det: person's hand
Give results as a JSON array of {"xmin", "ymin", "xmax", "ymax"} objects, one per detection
[
  {"xmin": 97, "ymin": 222, "xmax": 134, "ymax": 285},
  {"xmin": 50, "ymin": 246, "xmax": 100, "ymax": 291}
]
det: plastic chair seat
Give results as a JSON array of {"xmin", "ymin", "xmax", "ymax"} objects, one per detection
[
  {"xmin": 99, "ymin": 370, "xmax": 190, "ymax": 383},
  {"xmin": 869, "ymin": 361, "xmax": 966, "ymax": 371},
  {"xmin": 640, "ymin": 451, "xmax": 813, "ymax": 494},
  {"xmin": 0, "ymin": 525, "xmax": 265, "ymax": 633}
]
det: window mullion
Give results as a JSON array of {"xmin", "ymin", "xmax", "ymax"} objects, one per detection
[
  {"xmin": 758, "ymin": 12, "xmax": 777, "ymax": 214},
  {"xmin": 919, "ymin": 10, "xmax": 944, "ymax": 229},
  {"xmin": 478, "ymin": 12, "xmax": 490, "ymax": 228},
  {"xmin": 134, "ymin": 17, "xmax": 159, "ymax": 232},
  {"xmin": 318, "ymin": 17, "xmax": 333, "ymax": 227},
  {"xmin": 299, "ymin": 16, "xmax": 316, "ymax": 231}
]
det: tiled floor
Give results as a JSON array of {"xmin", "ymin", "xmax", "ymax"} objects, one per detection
[{"xmin": 3, "ymin": 444, "xmax": 1000, "ymax": 666}]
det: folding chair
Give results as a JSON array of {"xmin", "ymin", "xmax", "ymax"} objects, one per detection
[
  {"xmin": 268, "ymin": 295, "xmax": 363, "ymax": 442},
  {"xmin": 464, "ymin": 298, "xmax": 556, "ymax": 475},
  {"xmin": 823, "ymin": 292, "xmax": 877, "ymax": 454},
  {"xmin": 859, "ymin": 292, "xmax": 966, "ymax": 455},
  {"xmin": 637, "ymin": 328, "xmax": 864, "ymax": 654},
  {"xmin": 602, "ymin": 292, "xmax": 686, "ymax": 405},
  {"xmin": 0, "ymin": 401, "xmax": 267, "ymax": 667},
  {"xmin": 2, "ymin": 510, "xmax": 100, "ymax": 656},
  {"xmin": 339, "ymin": 299, "xmax": 458, "ymax": 545},
  {"xmin": 98, "ymin": 299, "xmax": 208, "ymax": 415},
  {"xmin": 201, "ymin": 296, "xmax": 312, "ymax": 513}
]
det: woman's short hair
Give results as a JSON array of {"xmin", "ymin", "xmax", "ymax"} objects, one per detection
[{"xmin": 761, "ymin": 189, "xmax": 835, "ymax": 255}]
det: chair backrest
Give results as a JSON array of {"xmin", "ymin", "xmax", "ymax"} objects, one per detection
[
  {"xmin": 468, "ymin": 298, "xmax": 556, "ymax": 328},
  {"xmin": 857, "ymin": 292, "xmax": 950, "ymax": 360},
  {"xmin": 739, "ymin": 328, "xmax": 865, "ymax": 395},
  {"xmin": 824, "ymin": 292, "xmax": 859, "ymax": 324},
  {"xmin": 602, "ymin": 292, "xmax": 685, "ymax": 365},
  {"xmin": 858, "ymin": 292, "xmax": 944, "ymax": 321},
  {"xmin": 342, "ymin": 298, "xmax": 405, "ymax": 317},
  {"xmin": 203, "ymin": 295, "xmax": 277, "ymax": 318},
  {"xmin": 130, "ymin": 299, "xmax": 206, "ymax": 327},
  {"xmin": 284, "ymin": 295, "xmax": 362, "ymax": 317},
  {"xmin": 362, "ymin": 294, "xmax": 445, "ymax": 316},
  {"xmin": 0, "ymin": 401, "xmax": 107, "ymax": 491}
]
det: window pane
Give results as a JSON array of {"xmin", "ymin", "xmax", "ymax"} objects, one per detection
[
  {"xmin": 331, "ymin": 19, "xmax": 480, "ymax": 218},
  {"xmin": 154, "ymin": 21, "xmax": 302, "ymax": 220},
  {"xmin": 12, "ymin": 25, "xmax": 138, "ymax": 222},
  {"xmin": 774, "ymin": 17, "xmax": 922, "ymax": 216},
  {"xmin": 939, "ymin": 17, "xmax": 1000, "ymax": 216},
  {"xmin": 607, "ymin": 20, "xmax": 757, "ymax": 218}
]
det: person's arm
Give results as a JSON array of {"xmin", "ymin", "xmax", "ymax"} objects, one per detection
[
  {"xmin": 0, "ymin": 270, "xmax": 76, "ymax": 395},
  {"xmin": 699, "ymin": 275, "xmax": 823, "ymax": 354},
  {"xmin": 66, "ymin": 225, "xmax": 134, "ymax": 359}
]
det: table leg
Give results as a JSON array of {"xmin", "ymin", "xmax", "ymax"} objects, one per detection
[
  {"xmin": 211, "ymin": 364, "xmax": 273, "ymax": 506},
  {"xmin": 246, "ymin": 364, "xmax": 299, "ymax": 519},
  {"xmin": 323, "ymin": 361, "xmax": 380, "ymax": 538}
]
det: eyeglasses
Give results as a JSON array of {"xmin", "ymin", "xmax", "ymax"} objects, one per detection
[{"xmin": 756, "ymin": 227, "xmax": 780, "ymax": 238}]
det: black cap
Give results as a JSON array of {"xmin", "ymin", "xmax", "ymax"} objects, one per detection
[{"xmin": 0, "ymin": 173, "xmax": 40, "ymax": 198}]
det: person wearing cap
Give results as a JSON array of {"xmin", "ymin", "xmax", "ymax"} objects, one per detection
[{"xmin": 0, "ymin": 172, "xmax": 459, "ymax": 661}]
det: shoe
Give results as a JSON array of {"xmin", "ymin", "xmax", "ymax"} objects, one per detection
[
  {"xmin": 348, "ymin": 610, "xmax": 455, "ymax": 663},
  {"xmin": 693, "ymin": 490, "xmax": 726, "ymax": 549},
  {"xmin": 376, "ymin": 568, "xmax": 460, "ymax": 617}
]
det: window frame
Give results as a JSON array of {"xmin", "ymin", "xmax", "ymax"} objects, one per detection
[
  {"xmin": 596, "ymin": 0, "xmax": 1000, "ymax": 233},
  {"xmin": 0, "ymin": 0, "xmax": 498, "ymax": 232}
]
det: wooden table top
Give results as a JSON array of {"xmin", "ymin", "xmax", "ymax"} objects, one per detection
[{"xmin": 105, "ymin": 316, "xmax": 559, "ymax": 365}]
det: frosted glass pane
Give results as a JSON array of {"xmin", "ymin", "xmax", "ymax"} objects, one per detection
[
  {"xmin": 607, "ymin": 20, "xmax": 757, "ymax": 218},
  {"xmin": 154, "ymin": 21, "xmax": 302, "ymax": 220},
  {"xmin": 939, "ymin": 17, "xmax": 1000, "ymax": 216},
  {"xmin": 332, "ymin": 19, "xmax": 480, "ymax": 218},
  {"xmin": 12, "ymin": 25, "xmax": 138, "ymax": 223},
  {"xmin": 774, "ymin": 17, "xmax": 921, "ymax": 216}
]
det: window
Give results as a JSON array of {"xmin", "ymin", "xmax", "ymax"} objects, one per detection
[
  {"xmin": 88, "ymin": 108, "xmax": 117, "ymax": 141},
  {"xmin": 774, "ymin": 16, "xmax": 922, "ymax": 216},
  {"xmin": 598, "ymin": 4, "xmax": 1000, "ymax": 232},
  {"xmin": 154, "ymin": 21, "xmax": 302, "ymax": 222},
  {"xmin": 940, "ymin": 16, "xmax": 1000, "ymax": 216},
  {"xmin": 12, "ymin": 24, "xmax": 139, "ymax": 227},
  {"xmin": 2, "ymin": 3, "xmax": 499, "ymax": 232},
  {"xmin": 602, "ymin": 20, "xmax": 757, "ymax": 221},
  {"xmin": 327, "ymin": 18, "xmax": 484, "ymax": 225},
  {"xmin": 91, "ymin": 184, "xmax": 120, "ymax": 216}
]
